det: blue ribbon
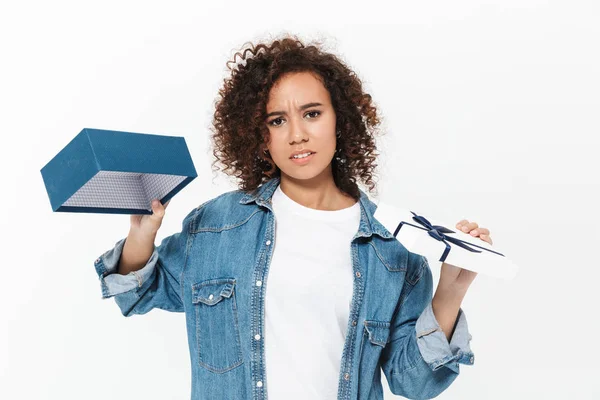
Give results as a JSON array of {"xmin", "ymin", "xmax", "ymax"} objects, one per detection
[{"xmin": 393, "ymin": 211, "xmax": 505, "ymax": 262}]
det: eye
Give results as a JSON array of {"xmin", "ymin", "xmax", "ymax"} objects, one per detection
[
  {"xmin": 267, "ymin": 111, "xmax": 320, "ymax": 127},
  {"xmin": 268, "ymin": 117, "xmax": 284, "ymax": 127}
]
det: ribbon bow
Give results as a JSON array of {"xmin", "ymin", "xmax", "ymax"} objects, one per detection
[{"xmin": 393, "ymin": 211, "xmax": 505, "ymax": 262}]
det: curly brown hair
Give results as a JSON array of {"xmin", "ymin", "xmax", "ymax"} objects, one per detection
[{"xmin": 210, "ymin": 33, "xmax": 384, "ymax": 201}]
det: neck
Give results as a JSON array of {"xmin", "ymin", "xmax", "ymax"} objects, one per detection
[{"xmin": 278, "ymin": 168, "xmax": 356, "ymax": 211}]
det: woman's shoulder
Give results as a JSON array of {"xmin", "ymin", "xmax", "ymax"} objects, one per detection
[
  {"xmin": 194, "ymin": 188, "xmax": 241, "ymax": 211},
  {"xmin": 188, "ymin": 188, "xmax": 260, "ymax": 232}
]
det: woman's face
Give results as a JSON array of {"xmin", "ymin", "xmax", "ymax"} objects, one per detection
[{"xmin": 264, "ymin": 71, "xmax": 337, "ymax": 182}]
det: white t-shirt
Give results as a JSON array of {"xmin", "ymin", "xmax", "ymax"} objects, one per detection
[{"xmin": 265, "ymin": 184, "xmax": 361, "ymax": 399}]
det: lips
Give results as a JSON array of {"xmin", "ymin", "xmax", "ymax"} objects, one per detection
[
  {"xmin": 290, "ymin": 152, "xmax": 315, "ymax": 165},
  {"xmin": 289, "ymin": 150, "xmax": 316, "ymax": 159}
]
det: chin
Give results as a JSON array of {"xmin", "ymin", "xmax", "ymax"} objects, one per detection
[{"xmin": 278, "ymin": 163, "xmax": 333, "ymax": 182}]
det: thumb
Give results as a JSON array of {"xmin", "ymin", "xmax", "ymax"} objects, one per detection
[{"xmin": 150, "ymin": 199, "xmax": 166, "ymax": 219}]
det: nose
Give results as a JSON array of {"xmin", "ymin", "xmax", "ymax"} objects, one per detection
[{"xmin": 288, "ymin": 117, "xmax": 307, "ymax": 145}]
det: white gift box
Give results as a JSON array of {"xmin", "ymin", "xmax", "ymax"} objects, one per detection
[{"xmin": 374, "ymin": 201, "xmax": 519, "ymax": 280}]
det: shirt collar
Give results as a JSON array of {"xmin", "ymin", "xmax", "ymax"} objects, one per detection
[{"xmin": 239, "ymin": 176, "xmax": 394, "ymax": 240}]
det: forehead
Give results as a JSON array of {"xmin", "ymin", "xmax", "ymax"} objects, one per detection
[{"xmin": 266, "ymin": 71, "xmax": 330, "ymax": 107}]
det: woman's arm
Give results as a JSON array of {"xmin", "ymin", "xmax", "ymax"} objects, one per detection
[
  {"xmin": 380, "ymin": 254, "xmax": 474, "ymax": 400},
  {"xmin": 93, "ymin": 206, "xmax": 200, "ymax": 316},
  {"xmin": 432, "ymin": 284, "xmax": 466, "ymax": 342}
]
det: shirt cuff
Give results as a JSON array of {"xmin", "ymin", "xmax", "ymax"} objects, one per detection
[
  {"xmin": 94, "ymin": 238, "xmax": 158, "ymax": 299},
  {"xmin": 415, "ymin": 301, "xmax": 475, "ymax": 373}
]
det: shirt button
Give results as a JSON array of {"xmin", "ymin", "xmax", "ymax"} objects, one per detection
[
  {"xmin": 255, "ymin": 334, "xmax": 261, "ymax": 340},
  {"xmin": 470, "ymin": 356, "xmax": 474, "ymax": 363},
  {"xmin": 256, "ymin": 280, "xmax": 262, "ymax": 287},
  {"xmin": 344, "ymin": 373, "xmax": 350, "ymax": 380},
  {"xmin": 266, "ymin": 240, "xmax": 271, "ymax": 246},
  {"xmin": 95, "ymin": 258, "xmax": 101, "ymax": 264},
  {"xmin": 355, "ymin": 271, "xmax": 361, "ymax": 278},
  {"xmin": 256, "ymin": 381, "xmax": 263, "ymax": 387},
  {"xmin": 352, "ymin": 320, "xmax": 357, "ymax": 326},
  {"xmin": 208, "ymin": 294, "xmax": 214, "ymax": 300}
]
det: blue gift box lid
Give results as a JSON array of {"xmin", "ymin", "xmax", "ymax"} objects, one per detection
[{"xmin": 40, "ymin": 128, "xmax": 198, "ymax": 214}]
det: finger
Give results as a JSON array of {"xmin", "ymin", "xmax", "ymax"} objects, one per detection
[
  {"xmin": 456, "ymin": 219, "xmax": 469, "ymax": 230},
  {"xmin": 459, "ymin": 221, "xmax": 473, "ymax": 232},
  {"xmin": 472, "ymin": 227, "xmax": 490, "ymax": 235},
  {"xmin": 462, "ymin": 222, "xmax": 479, "ymax": 233},
  {"xmin": 480, "ymin": 234, "xmax": 493, "ymax": 245},
  {"xmin": 151, "ymin": 200, "xmax": 165, "ymax": 218}
]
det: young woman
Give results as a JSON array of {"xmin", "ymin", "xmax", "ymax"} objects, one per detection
[{"xmin": 94, "ymin": 35, "xmax": 492, "ymax": 400}]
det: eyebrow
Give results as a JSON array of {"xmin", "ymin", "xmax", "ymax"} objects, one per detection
[{"xmin": 265, "ymin": 102, "xmax": 323, "ymax": 119}]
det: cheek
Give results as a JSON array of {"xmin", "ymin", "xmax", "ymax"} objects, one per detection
[
  {"xmin": 314, "ymin": 121, "xmax": 337, "ymax": 148},
  {"xmin": 319, "ymin": 133, "xmax": 338, "ymax": 154},
  {"xmin": 267, "ymin": 137, "xmax": 289, "ymax": 160}
]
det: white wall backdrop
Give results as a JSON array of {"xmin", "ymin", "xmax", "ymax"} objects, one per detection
[{"xmin": 1, "ymin": 0, "xmax": 598, "ymax": 398}]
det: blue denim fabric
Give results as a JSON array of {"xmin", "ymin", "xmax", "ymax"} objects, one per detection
[{"xmin": 94, "ymin": 176, "xmax": 474, "ymax": 400}]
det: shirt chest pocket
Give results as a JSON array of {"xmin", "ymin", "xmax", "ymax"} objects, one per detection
[
  {"xmin": 358, "ymin": 320, "xmax": 392, "ymax": 376},
  {"xmin": 192, "ymin": 278, "xmax": 243, "ymax": 373}
]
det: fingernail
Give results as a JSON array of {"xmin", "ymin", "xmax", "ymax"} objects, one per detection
[{"xmin": 462, "ymin": 226, "xmax": 469, "ymax": 232}]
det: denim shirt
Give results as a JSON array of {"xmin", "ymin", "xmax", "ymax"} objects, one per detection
[{"xmin": 94, "ymin": 176, "xmax": 474, "ymax": 400}]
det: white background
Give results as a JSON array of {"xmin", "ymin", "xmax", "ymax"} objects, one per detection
[{"xmin": 1, "ymin": 0, "xmax": 599, "ymax": 398}]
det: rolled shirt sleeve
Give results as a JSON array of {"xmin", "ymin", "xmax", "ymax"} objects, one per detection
[
  {"xmin": 91, "ymin": 205, "xmax": 202, "ymax": 316},
  {"xmin": 381, "ymin": 253, "xmax": 475, "ymax": 399},
  {"xmin": 415, "ymin": 301, "xmax": 475, "ymax": 374},
  {"xmin": 94, "ymin": 237, "xmax": 159, "ymax": 299}
]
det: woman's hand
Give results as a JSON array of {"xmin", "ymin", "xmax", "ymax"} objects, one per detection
[
  {"xmin": 432, "ymin": 219, "xmax": 493, "ymax": 340},
  {"xmin": 129, "ymin": 199, "xmax": 170, "ymax": 238},
  {"xmin": 437, "ymin": 219, "xmax": 493, "ymax": 292},
  {"xmin": 457, "ymin": 219, "xmax": 493, "ymax": 245},
  {"xmin": 438, "ymin": 219, "xmax": 493, "ymax": 291}
]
